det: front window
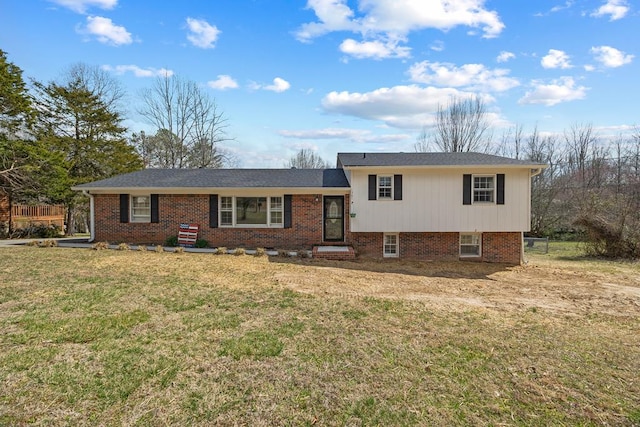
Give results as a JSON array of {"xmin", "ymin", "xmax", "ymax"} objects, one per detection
[
  {"xmin": 460, "ymin": 233, "xmax": 481, "ymax": 257},
  {"xmin": 473, "ymin": 176, "xmax": 494, "ymax": 203},
  {"xmin": 131, "ymin": 196, "xmax": 150, "ymax": 222},
  {"xmin": 269, "ymin": 197, "xmax": 283, "ymax": 225},
  {"xmin": 220, "ymin": 196, "xmax": 283, "ymax": 227},
  {"xmin": 383, "ymin": 233, "xmax": 399, "ymax": 258},
  {"xmin": 236, "ymin": 197, "xmax": 267, "ymax": 225},
  {"xmin": 378, "ymin": 176, "xmax": 392, "ymax": 199},
  {"xmin": 220, "ymin": 196, "xmax": 233, "ymax": 226}
]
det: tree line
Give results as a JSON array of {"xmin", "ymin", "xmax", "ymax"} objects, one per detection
[{"xmin": 0, "ymin": 50, "xmax": 237, "ymax": 235}]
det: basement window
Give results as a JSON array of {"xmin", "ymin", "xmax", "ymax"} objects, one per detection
[
  {"xmin": 383, "ymin": 233, "xmax": 399, "ymax": 258},
  {"xmin": 460, "ymin": 233, "xmax": 481, "ymax": 257}
]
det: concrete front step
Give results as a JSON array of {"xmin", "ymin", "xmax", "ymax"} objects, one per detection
[{"xmin": 312, "ymin": 245, "xmax": 356, "ymax": 261}]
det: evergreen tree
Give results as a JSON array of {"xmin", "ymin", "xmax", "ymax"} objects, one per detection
[{"xmin": 32, "ymin": 75, "xmax": 142, "ymax": 232}]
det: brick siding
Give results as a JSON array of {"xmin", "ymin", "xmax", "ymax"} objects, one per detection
[
  {"xmin": 95, "ymin": 194, "xmax": 338, "ymax": 250},
  {"xmin": 350, "ymin": 231, "xmax": 521, "ymax": 264},
  {"xmin": 93, "ymin": 194, "xmax": 522, "ymax": 263}
]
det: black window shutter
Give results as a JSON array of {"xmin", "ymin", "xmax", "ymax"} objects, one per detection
[
  {"xmin": 209, "ymin": 194, "xmax": 218, "ymax": 228},
  {"xmin": 496, "ymin": 174, "xmax": 505, "ymax": 205},
  {"xmin": 150, "ymin": 194, "xmax": 159, "ymax": 223},
  {"xmin": 393, "ymin": 175, "xmax": 403, "ymax": 200},
  {"xmin": 368, "ymin": 175, "xmax": 377, "ymax": 200},
  {"xmin": 284, "ymin": 195, "xmax": 292, "ymax": 229},
  {"xmin": 463, "ymin": 174, "xmax": 472, "ymax": 205},
  {"xmin": 119, "ymin": 194, "xmax": 129, "ymax": 223}
]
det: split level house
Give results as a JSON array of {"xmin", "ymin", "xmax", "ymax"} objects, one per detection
[{"xmin": 72, "ymin": 152, "xmax": 546, "ymax": 264}]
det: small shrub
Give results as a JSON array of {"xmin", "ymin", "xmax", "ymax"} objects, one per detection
[
  {"xmin": 174, "ymin": 246, "xmax": 185, "ymax": 254},
  {"xmin": 41, "ymin": 240, "xmax": 58, "ymax": 248},
  {"xmin": 137, "ymin": 244, "xmax": 147, "ymax": 252},
  {"xmin": 215, "ymin": 247, "xmax": 227, "ymax": 255},
  {"xmin": 234, "ymin": 247, "xmax": 246, "ymax": 256},
  {"xmin": 164, "ymin": 236, "xmax": 178, "ymax": 247},
  {"xmin": 298, "ymin": 250, "xmax": 310, "ymax": 259},
  {"xmin": 26, "ymin": 240, "xmax": 39, "ymax": 247},
  {"xmin": 154, "ymin": 245, "xmax": 164, "ymax": 253},
  {"xmin": 255, "ymin": 247, "xmax": 266, "ymax": 257},
  {"xmin": 117, "ymin": 242, "xmax": 130, "ymax": 251},
  {"xmin": 195, "ymin": 239, "xmax": 208, "ymax": 248},
  {"xmin": 92, "ymin": 241, "xmax": 109, "ymax": 250},
  {"xmin": 13, "ymin": 224, "xmax": 62, "ymax": 239},
  {"xmin": 278, "ymin": 249, "xmax": 289, "ymax": 257}
]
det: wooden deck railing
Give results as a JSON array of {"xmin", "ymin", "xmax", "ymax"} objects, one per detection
[{"xmin": 10, "ymin": 204, "xmax": 66, "ymax": 228}]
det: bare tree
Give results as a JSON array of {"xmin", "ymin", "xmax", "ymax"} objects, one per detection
[
  {"xmin": 497, "ymin": 123, "xmax": 524, "ymax": 159},
  {"xmin": 138, "ymin": 74, "xmax": 232, "ymax": 169},
  {"xmin": 65, "ymin": 63, "xmax": 126, "ymax": 113},
  {"xmin": 414, "ymin": 96, "xmax": 493, "ymax": 153},
  {"xmin": 285, "ymin": 149, "xmax": 331, "ymax": 169}
]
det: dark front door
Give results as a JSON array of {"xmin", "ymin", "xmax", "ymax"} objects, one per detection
[{"xmin": 323, "ymin": 196, "xmax": 344, "ymax": 242}]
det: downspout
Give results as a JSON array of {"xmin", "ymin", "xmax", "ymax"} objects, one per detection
[{"xmin": 83, "ymin": 190, "xmax": 95, "ymax": 242}]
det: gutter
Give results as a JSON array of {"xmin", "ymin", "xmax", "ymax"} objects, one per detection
[
  {"xmin": 82, "ymin": 190, "xmax": 95, "ymax": 242},
  {"xmin": 530, "ymin": 167, "xmax": 544, "ymax": 177}
]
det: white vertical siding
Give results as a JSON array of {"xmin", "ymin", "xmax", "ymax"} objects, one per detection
[{"xmin": 348, "ymin": 167, "xmax": 532, "ymax": 232}]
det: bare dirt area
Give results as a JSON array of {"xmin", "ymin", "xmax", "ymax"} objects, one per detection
[{"xmin": 272, "ymin": 256, "xmax": 640, "ymax": 317}]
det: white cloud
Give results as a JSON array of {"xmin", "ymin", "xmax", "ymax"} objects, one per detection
[
  {"xmin": 590, "ymin": 46, "xmax": 634, "ymax": 68},
  {"xmin": 339, "ymin": 38, "xmax": 411, "ymax": 59},
  {"xmin": 279, "ymin": 128, "xmax": 410, "ymax": 144},
  {"xmin": 584, "ymin": 64, "xmax": 596, "ymax": 72},
  {"xmin": 296, "ymin": 0, "xmax": 504, "ymax": 59},
  {"xmin": 264, "ymin": 77, "xmax": 291, "ymax": 92},
  {"xmin": 186, "ymin": 18, "xmax": 220, "ymax": 49},
  {"xmin": 408, "ymin": 61, "xmax": 519, "ymax": 92},
  {"xmin": 48, "ymin": 0, "xmax": 116, "ymax": 13},
  {"xmin": 79, "ymin": 16, "xmax": 132, "ymax": 45},
  {"xmin": 550, "ymin": 1, "xmax": 574, "ymax": 13},
  {"xmin": 295, "ymin": 0, "xmax": 357, "ymax": 40},
  {"xmin": 208, "ymin": 75, "xmax": 239, "ymax": 90},
  {"xmin": 541, "ymin": 49, "xmax": 572, "ymax": 69},
  {"xmin": 519, "ymin": 77, "xmax": 588, "ymax": 106},
  {"xmin": 430, "ymin": 40, "xmax": 445, "ymax": 52},
  {"xmin": 250, "ymin": 78, "xmax": 291, "ymax": 93},
  {"xmin": 101, "ymin": 64, "xmax": 173, "ymax": 77},
  {"xmin": 321, "ymin": 85, "xmax": 489, "ymax": 129},
  {"xmin": 591, "ymin": 0, "xmax": 629, "ymax": 20},
  {"xmin": 496, "ymin": 51, "xmax": 515, "ymax": 63}
]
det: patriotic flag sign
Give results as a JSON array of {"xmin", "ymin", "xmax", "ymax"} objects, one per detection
[{"xmin": 177, "ymin": 223, "xmax": 199, "ymax": 247}]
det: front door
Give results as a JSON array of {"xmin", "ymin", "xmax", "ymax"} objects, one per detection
[{"xmin": 323, "ymin": 196, "xmax": 344, "ymax": 242}]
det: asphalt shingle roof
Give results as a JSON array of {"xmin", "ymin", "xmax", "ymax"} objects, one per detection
[
  {"xmin": 337, "ymin": 152, "xmax": 546, "ymax": 167},
  {"xmin": 73, "ymin": 168, "xmax": 350, "ymax": 190}
]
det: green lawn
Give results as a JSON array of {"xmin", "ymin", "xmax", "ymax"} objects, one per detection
[{"xmin": 1, "ymin": 246, "xmax": 638, "ymax": 426}]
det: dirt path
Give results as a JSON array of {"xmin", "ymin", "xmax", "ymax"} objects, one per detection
[{"xmin": 273, "ymin": 257, "xmax": 640, "ymax": 317}]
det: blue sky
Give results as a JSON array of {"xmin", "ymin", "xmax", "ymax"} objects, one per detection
[{"xmin": 1, "ymin": 0, "xmax": 637, "ymax": 167}]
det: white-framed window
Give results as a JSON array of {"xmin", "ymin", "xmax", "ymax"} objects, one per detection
[
  {"xmin": 378, "ymin": 176, "xmax": 393, "ymax": 199},
  {"xmin": 460, "ymin": 233, "xmax": 481, "ymax": 257},
  {"xmin": 131, "ymin": 195, "xmax": 150, "ymax": 222},
  {"xmin": 219, "ymin": 196, "xmax": 283, "ymax": 227},
  {"xmin": 269, "ymin": 196, "xmax": 283, "ymax": 225},
  {"xmin": 473, "ymin": 175, "xmax": 494, "ymax": 203},
  {"xmin": 220, "ymin": 196, "xmax": 233, "ymax": 226},
  {"xmin": 383, "ymin": 233, "xmax": 399, "ymax": 258}
]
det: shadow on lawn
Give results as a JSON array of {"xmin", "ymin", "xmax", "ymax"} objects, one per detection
[{"xmin": 268, "ymin": 256, "xmax": 513, "ymax": 280}]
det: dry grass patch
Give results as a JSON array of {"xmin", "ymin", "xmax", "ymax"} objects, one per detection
[{"xmin": 0, "ymin": 246, "xmax": 638, "ymax": 426}]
